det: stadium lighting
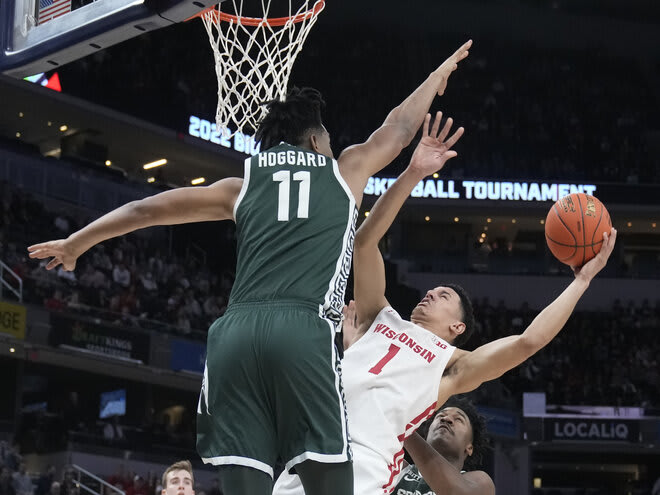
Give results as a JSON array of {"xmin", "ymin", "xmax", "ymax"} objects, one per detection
[
  {"xmin": 143, "ymin": 159, "xmax": 167, "ymax": 169},
  {"xmin": 191, "ymin": 177, "xmax": 206, "ymax": 185}
]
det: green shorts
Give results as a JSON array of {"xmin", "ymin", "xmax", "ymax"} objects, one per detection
[{"xmin": 196, "ymin": 301, "xmax": 351, "ymax": 478}]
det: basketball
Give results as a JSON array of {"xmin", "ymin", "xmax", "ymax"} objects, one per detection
[{"xmin": 545, "ymin": 193, "xmax": 612, "ymax": 267}]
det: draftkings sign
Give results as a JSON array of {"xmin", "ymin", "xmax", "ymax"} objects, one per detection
[
  {"xmin": 49, "ymin": 313, "xmax": 150, "ymax": 363},
  {"xmin": 544, "ymin": 418, "xmax": 639, "ymax": 443}
]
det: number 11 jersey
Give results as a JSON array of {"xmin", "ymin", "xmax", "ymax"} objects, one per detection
[{"xmin": 231, "ymin": 143, "xmax": 357, "ymax": 326}]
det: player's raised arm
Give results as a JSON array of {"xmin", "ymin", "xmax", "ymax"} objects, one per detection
[
  {"xmin": 353, "ymin": 113, "xmax": 464, "ymax": 333},
  {"xmin": 338, "ymin": 40, "xmax": 471, "ymax": 203},
  {"xmin": 27, "ymin": 178, "xmax": 243, "ymax": 271},
  {"xmin": 439, "ymin": 229, "xmax": 617, "ymax": 400}
]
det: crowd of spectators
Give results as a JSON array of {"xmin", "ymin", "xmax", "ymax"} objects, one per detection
[
  {"xmin": 467, "ymin": 297, "xmax": 660, "ymax": 410},
  {"xmin": 0, "ymin": 442, "xmax": 224, "ymax": 495},
  {"xmin": 0, "ymin": 442, "xmax": 80, "ymax": 495},
  {"xmin": 55, "ymin": 21, "xmax": 660, "ymax": 185},
  {"xmin": 0, "ymin": 180, "xmax": 235, "ymax": 338}
]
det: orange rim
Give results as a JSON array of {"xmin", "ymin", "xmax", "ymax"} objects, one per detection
[{"xmin": 188, "ymin": 0, "xmax": 325, "ymax": 26}]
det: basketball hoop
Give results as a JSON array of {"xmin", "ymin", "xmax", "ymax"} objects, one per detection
[{"xmin": 197, "ymin": 0, "xmax": 325, "ymax": 136}]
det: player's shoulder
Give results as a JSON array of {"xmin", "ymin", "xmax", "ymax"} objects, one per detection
[{"xmin": 462, "ymin": 470, "xmax": 495, "ymax": 493}]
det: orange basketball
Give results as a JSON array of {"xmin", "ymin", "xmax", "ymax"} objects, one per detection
[{"xmin": 545, "ymin": 193, "xmax": 612, "ymax": 267}]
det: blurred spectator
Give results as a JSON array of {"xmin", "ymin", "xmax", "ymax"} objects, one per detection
[
  {"xmin": 47, "ymin": 483, "xmax": 59, "ymax": 495},
  {"xmin": 112, "ymin": 263, "xmax": 131, "ymax": 289},
  {"xmin": 35, "ymin": 466, "xmax": 56, "ymax": 495},
  {"xmin": 0, "ymin": 468, "xmax": 16, "ymax": 495},
  {"xmin": 102, "ymin": 417, "xmax": 125, "ymax": 444},
  {"xmin": 60, "ymin": 470, "xmax": 78, "ymax": 495},
  {"xmin": 12, "ymin": 463, "xmax": 33, "ymax": 495}
]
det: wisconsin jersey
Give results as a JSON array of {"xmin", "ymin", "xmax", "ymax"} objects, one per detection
[
  {"xmin": 273, "ymin": 306, "xmax": 456, "ymax": 494},
  {"xmin": 230, "ymin": 143, "xmax": 357, "ymax": 326}
]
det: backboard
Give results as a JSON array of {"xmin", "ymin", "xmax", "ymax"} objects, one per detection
[{"xmin": 0, "ymin": 0, "xmax": 222, "ymax": 78}]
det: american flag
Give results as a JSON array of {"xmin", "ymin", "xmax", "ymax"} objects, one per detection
[{"xmin": 38, "ymin": 0, "xmax": 71, "ymax": 25}]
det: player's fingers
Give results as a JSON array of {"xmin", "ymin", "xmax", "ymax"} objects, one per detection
[
  {"xmin": 443, "ymin": 151, "xmax": 458, "ymax": 161},
  {"xmin": 422, "ymin": 113, "xmax": 431, "ymax": 137},
  {"xmin": 430, "ymin": 112, "xmax": 442, "ymax": 138},
  {"xmin": 453, "ymin": 40, "xmax": 473, "ymax": 59},
  {"xmin": 437, "ymin": 117, "xmax": 454, "ymax": 142},
  {"xmin": 46, "ymin": 258, "xmax": 61, "ymax": 270},
  {"xmin": 444, "ymin": 127, "xmax": 465, "ymax": 148},
  {"xmin": 27, "ymin": 242, "xmax": 49, "ymax": 253},
  {"xmin": 28, "ymin": 249, "xmax": 51, "ymax": 259}
]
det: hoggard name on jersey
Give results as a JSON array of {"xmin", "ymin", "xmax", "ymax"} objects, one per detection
[
  {"xmin": 259, "ymin": 150, "xmax": 328, "ymax": 168},
  {"xmin": 373, "ymin": 323, "xmax": 438, "ymax": 363}
]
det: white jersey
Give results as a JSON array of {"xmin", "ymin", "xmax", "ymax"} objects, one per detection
[{"xmin": 274, "ymin": 306, "xmax": 455, "ymax": 495}]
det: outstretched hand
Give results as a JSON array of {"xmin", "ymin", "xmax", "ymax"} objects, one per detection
[
  {"xmin": 28, "ymin": 239, "xmax": 79, "ymax": 271},
  {"xmin": 342, "ymin": 300, "xmax": 359, "ymax": 350},
  {"xmin": 572, "ymin": 228, "xmax": 617, "ymax": 282},
  {"xmin": 435, "ymin": 39, "xmax": 472, "ymax": 96},
  {"xmin": 409, "ymin": 112, "xmax": 464, "ymax": 177}
]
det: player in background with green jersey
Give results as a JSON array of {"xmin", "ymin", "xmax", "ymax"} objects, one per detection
[
  {"xmin": 395, "ymin": 396, "xmax": 494, "ymax": 495},
  {"xmin": 28, "ymin": 40, "xmax": 472, "ymax": 495}
]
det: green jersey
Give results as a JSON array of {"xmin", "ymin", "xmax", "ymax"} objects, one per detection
[
  {"xmin": 395, "ymin": 465, "xmax": 435, "ymax": 495},
  {"xmin": 230, "ymin": 143, "xmax": 357, "ymax": 326}
]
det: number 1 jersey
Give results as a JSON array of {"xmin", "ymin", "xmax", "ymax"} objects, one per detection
[
  {"xmin": 230, "ymin": 143, "xmax": 357, "ymax": 326},
  {"xmin": 342, "ymin": 306, "xmax": 456, "ymax": 494}
]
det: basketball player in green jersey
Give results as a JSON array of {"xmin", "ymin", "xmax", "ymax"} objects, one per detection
[
  {"xmin": 395, "ymin": 397, "xmax": 493, "ymax": 495},
  {"xmin": 28, "ymin": 40, "xmax": 472, "ymax": 495}
]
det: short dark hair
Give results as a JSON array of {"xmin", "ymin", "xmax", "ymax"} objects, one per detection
[
  {"xmin": 255, "ymin": 87, "xmax": 326, "ymax": 151},
  {"xmin": 418, "ymin": 396, "xmax": 490, "ymax": 471},
  {"xmin": 442, "ymin": 283, "xmax": 475, "ymax": 347},
  {"xmin": 161, "ymin": 460, "xmax": 193, "ymax": 488}
]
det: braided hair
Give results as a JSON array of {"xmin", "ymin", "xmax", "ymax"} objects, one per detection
[{"xmin": 255, "ymin": 87, "xmax": 326, "ymax": 151}]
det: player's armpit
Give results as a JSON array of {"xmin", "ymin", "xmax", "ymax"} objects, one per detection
[
  {"xmin": 439, "ymin": 335, "xmax": 529, "ymax": 398},
  {"xmin": 337, "ymin": 123, "xmax": 412, "ymax": 202}
]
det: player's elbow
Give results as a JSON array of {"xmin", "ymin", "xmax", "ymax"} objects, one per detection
[
  {"xmin": 130, "ymin": 197, "xmax": 160, "ymax": 224},
  {"xmin": 517, "ymin": 333, "xmax": 542, "ymax": 361}
]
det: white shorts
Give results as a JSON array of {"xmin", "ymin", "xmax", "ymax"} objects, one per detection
[{"xmin": 272, "ymin": 443, "xmax": 402, "ymax": 495}]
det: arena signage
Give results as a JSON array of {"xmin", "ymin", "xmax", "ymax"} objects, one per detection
[
  {"xmin": 544, "ymin": 418, "xmax": 639, "ymax": 442},
  {"xmin": 0, "ymin": 300, "xmax": 26, "ymax": 339},
  {"xmin": 364, "ymin": 178, "xmax": 597, "ymax": 202},
  {"xmin": 170, "ymin": 338, "xmax": 206, "ymax": 374},
  {"xmin": 49, "ymin": 313, "xmax": 150, "ymax": 363},
  {"xmin": 188, "ymin": 115, "xmax": 261, "ymax": 156}
]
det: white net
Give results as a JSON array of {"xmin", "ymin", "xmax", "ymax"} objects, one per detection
[{"xmin": 202, "ymin": 0, "xmax": 325, "ymax": 136}]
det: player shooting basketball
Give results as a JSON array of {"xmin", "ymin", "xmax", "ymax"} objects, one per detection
[
  {"xmin": 29, "ymin": 42, "xmax": 472, "ymax": 495},
  {"xmin": 273, "ymin": 111, "xmax": 616, "ymax": 495}
]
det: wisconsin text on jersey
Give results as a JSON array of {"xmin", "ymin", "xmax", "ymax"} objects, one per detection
[
  {"xmin": 373, "ymin": 323, "xmax": 442, "ymax": 363},
  {"xmin": 258, "ymin": 150, "xmax": 328, "ymax": 167}
]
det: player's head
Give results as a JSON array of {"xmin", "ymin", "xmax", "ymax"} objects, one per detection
[
  {"xmin": 256, "ymin": 87, "xmax": 332, "ymax": 157},
  {"xmin": 161, "ymin": 460, "xmax": 194, "ymax": 495},
  {"xmin": 422, "ymin": 397, "xmax": 488, "ymax": 471},
  {"xmin": 410, "ymin": 283, "xmax": 475, "ymax": 347}
]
